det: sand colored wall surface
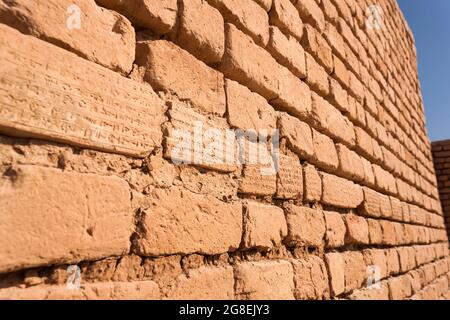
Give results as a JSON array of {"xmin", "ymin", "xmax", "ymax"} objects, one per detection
[{"xmin": 0, "ymin": 0, "xmax": 449, "ymax": 300}]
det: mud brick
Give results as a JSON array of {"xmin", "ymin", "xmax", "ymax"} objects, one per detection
[
  {"xmin": 321, "ymin": 0, "xmax": 338, "ymax": 24},
  {"xmin": 348, "ymin": 95, "xmax": 367, "ymax": 127},
  {"xmin": 361, "ymin": 157, "xmax": 376, "ymax": 186},
  {"xmin": 323, "ymin": 23, "xmax": 346, "ymax": 61},
  {"xmin": 332, "ymin": 52, "xmax": 350, "ymax": 88},
  {"xmin": 268, "ymin": 26, "xmax": 307, "ymax": 79},
  {"xmin": 136, "ymin": 40, "xmax": 225, "ymax": 115},
  {"xmin": 0, "ymin": 25, "xmax": 164, "ymax": 158},
  {"xmin": 167, "ymin": 266, "xmax": 234, "ymax": 299},
  {"xmin": 175, "ymin": 0, "xmax": 225, "ymax": 64},
  {"xmin": 343, "ymin": 251, "xmax": 367, "ymax": 293},
  {"xmin": 380, "ymin": 220, "xmax": 397, "ymax": 246},
  {"xmin": 349, "ymin": 281, "xmax": 390, "ymax": 300},
  {"xmin": 325, "ymin": 252, "xmax": 345, "ymax": 296},
  {"xmin": 336, "ymin": 143, "xmax": 365, "ymax": 182},
  {"xmin": 328, "ymin": 78, "xmax": 349, "ymax": 113},
  {"xmin": 344, "ymin": 44, "xmax": 360, "ymax": 76},
  {"xmin": 97, "ymin": 0, "xmax": 177, "ymax": 34},
  {"xmin": 234, "ymin": 260, "xmax": 295, "ymax": 299},
  {"xmin": 164, "ymin": 103, "xmax": 237, "ymax": 172},
  {"xmin": 371, "ymin": 140, "xmax": 384, "ymax": 164},
  {"xmin": 397, "ymin": 247, "xmax": 414, "ymax": 273},
  {"xmin": 367, "ymin": 219, "xmax": 383, "ymax": 245},
  {"xmin": 239, "ymin": 164, "xmax": 277, "ymax": 196},
  {"xmin": 390, "ymin": 197, "xmax": 403, "ymax": 221},
  {"xmin": 386, "ymin": 248, "xmax": 401, "ymax": 276},
  {"xmin": 276, "ymin": 154, "xmax": 304, "ymax": 199},
  {"xmin": 364, "ymin": 91, "xmax": 379, "ymax": 117},
  {"xmin": 305, "ymin": 52, "xmax": 330, "ymax": 96},
  {"xmin": 372, "ymin": 164, "xmax": 398, "ymax": 195},
  {"xmin": 303, "ymin": 164, "xmax": 323, "ymax": 202},
  {"xmin": 292, "ymin": 256, "xmax": 330, "ymax": 300},
  {"xmin": 269, "ymin": 0, "xmax": 304, "ymax": 41},
  {"xmin": 359, "ymin": 188, "xmax": 392, "ymax": 218},
  {"xmin": 355, "ymin": 127, "xmax": 374, "ymax": 158},
  {"xmin": 388, "ymin": 275, "xmax": 412, "ymax": 300},
  {"xmin": 301, "ymin": 25, "xmax": 334, "ymax": 74},
  {"xmin": 324, "ymin": 211, "xmax": 346, "ymax": 248},
  {"xmin": 363, "ymin": 249, "xmax": 388, "ymax": 279},
  {"xmin": 343, "ymin": 214, "xmax": 369, "ymax": 245},
  {"xmin": 242, "ymin": 201, "xmax": 288, "ymax": 250},
  {"xmin": 279, "ymin": 113, "xmax": 314, "ymax": 160},
  {"xmin": 284, "ymin": 204, "xmax": 325, "ymax": 247},
  {"xmin": 312, "ymin": 129, "xmax": 339, "ymax": 172},
  {"xmin": 321, "ymin": 172, "xmax": 364, "ymax": 208},
  {"xmin": 254, "ymin": 0, "xmax": 272, "ymax": 11},
  {"xmin": 309, "ymin": 93, "xmax": 356, "ymax": 146},
  {"xmin": 0, "ymin": 165, "xmax": 133, "ymax": 273},
  {"xmin": 292, "ymin": 0, "xmax": 325, "ymax": 32},
  {"xmin": 135, "ymin": 187, "xmax": 242, "ymax": 256},
  {"xmin": 1, "ymin": 0, "xmax": 135, "ymax": 74},
  {"xmin": 225, "ymin": 79, "xmax": 277, "ymax": 132},
  {"xmin": 208, "ymin": 0, "xmax": 269, "ymax": 46},
  {"xmin": 348, "ymin": 72, "xmax": 365, "ymax": 102}
]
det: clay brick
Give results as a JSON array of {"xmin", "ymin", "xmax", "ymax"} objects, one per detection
[
  {"xmin": 325, "ymin": 252, "xmax": 345, "ymax": 296},
  {"xmin": 332, "ymin": 56, "xmax": 350, "ymax": 89},
  {"xmin": 136, "ymin": 40, "xmax": 225, "ymax": 115},
  {"xmin": 225, "ymin": 79, "xmax": 277, "ymax": 132},
  {"xmin": 276, "ymin": 154, "xmax": 304, "ymax": 199},
  {"xmin": 239, "ymin": 164, "xmax": 277, "ymax": 196},
  {"xmin": 324, "ymin": 211, "xmax": 346, "ymax": 248},
  {"xmin": 167, "ymin": 266, "xmax": 234, "ymax": 299},
  {"xmin": 312, "ymin": 129, "xmax": 339, "ymax": 172},
  {"xmin": 328, "ymin": 78, "xmax": 349, "ymax": 113},
  {"xmin": 336, "ymin": 143, "xmax": 365, "ymax": 182},
  {"xmin": 176, "ymin": 0, "xmax": 225, "ymax": 64},
  {"xmin": 305, "ymin": 52, "xmax": 330, "ymax": 96},
  {"xmin": 372, "ymin": 164, "xmax": 398, "ymax": 195},
  {"xmin": 368, "ymin": 218, "xmax": 383, "ymax": 245},
  {"xmin": 254, "ymin": 0, "xmax": 273, "ymax": 11},
  {"xmin": 323, "ymin": 23, "xmax": 346, "ymax": 60},
  {"xmin": 349, "ymin": 281, "xmax": 390, "ymax": 300},
  {"xmin": 278, "ymin": 113, "xmax": 314, "ymax": 160},
  {"xmin": 355, "ymin": 127, "xmax": 374, "ymax": 158},
  {"xmin": 0, "ymin": 25, "xmax": 164, "ymax": 158},
  {"xmin": 234, "ymin": 260, "xmax": 295, "ymax": 299},
  {"xmin": 293, "ymin": 0, "xmax": 325, "ymax": 32},
  {"xmin": 242, "ymin": 201, "xmax": 288, "ymax": 250},
  {"xmin": 269, "ymin": 0, "xmax": 304, "ymax": 41},
  {"xmin": 135, "ymin": 187, "xmax": 242, "ymax": 256},
  {"xmin": 0, "ymin": 165, "xmax": 133, "ymax": 273},
  {"xmin": 1, "ymin": 0, "xmax": 135, "ymax": 74},
  {"xmin": 97, "ymin": 0, "xmax": 177, "ymax": 34},
  {"xmin": 267, "ymin": 26, "xmax": 307, "ymax": 79},
  {"xmin": 343, "ymin": 214, "xmax": 369, "ymax": 245},
  {"xmin": 301, "ymin": 25, "xmax": 334, "ymax": 74},
  {"xmin": 361, "ymin": 157, "xmax": 376, "ymax": 186},
  {"xmin": 284, "ymin": 204, "xmax": 325, "ymax": 247},
  {"xmin": 386, "ymin": 248, "xmax": 401, "ymax": 276},
  {"xmin": 390, "ymin": 196, "xmax": 404, "ymax": 221},
  {"xmin": 309, "ymin": 93, "xmax": 356, "ymax": 146},
  {"xmin": 359, "ymin": 187, "xmax": 392, "ymax": 218},
  {"xmin": 321, "ymin": 0, "xmax": 338, "ymax": 24},
  {"xmin": 303, "ymin": 164, "xmax": 323, "ymax": 202},
  {"xmin": 363, "ymin": 249, "xmax": 388, "ymax": 279},
  {"xmin": 320, "ymin": 172, "xmax": 364, "ymax": 208},
  {"xmin": 208, "ymin": 0, "xmax": 269, "ymax": 46},
  {"xmin": 343, "ymin": 251, "xmax": 367, "ymax": 293},
  {"xmin": 292, "ymin": 256, "xmax": 330, "ymax": 299},
  {"xmin": 389, "ymin": 275, "xmax": 412, "ymax": 300},
  {"xmin": 380, "ymin": 220, "xmax": 397, "ymax": 246}
]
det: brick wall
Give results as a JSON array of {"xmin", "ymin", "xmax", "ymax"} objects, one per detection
[
  {"xmin": 432, "ymin": 140, "xmax": 450, "ymax": 246},
  {"xmin": 0, "ymin": 0, "xmax": 449, "ymax": 300}
]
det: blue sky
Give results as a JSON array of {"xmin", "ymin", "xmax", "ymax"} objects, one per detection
[{"xmin": 397, "ymin": 0, "xmax": 450, "ymax": 142}]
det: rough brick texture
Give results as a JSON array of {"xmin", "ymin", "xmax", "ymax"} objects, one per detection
[{"xmin": 0, "ymin": 0, "xmax": 448, "ymax": 300}]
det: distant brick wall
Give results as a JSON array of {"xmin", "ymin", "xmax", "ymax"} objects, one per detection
[
  {"xmin": 0, "ymin": 0, "xmax": 449, "ymax": 300},
  {"xmin": 432, "ymin": 140, "xmax": 450, "ymax": 245}
]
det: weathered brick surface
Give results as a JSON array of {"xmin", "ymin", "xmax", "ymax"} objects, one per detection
[{"xmin": 0, "ymin": 0, "xmax": 448, "ymax": 301}]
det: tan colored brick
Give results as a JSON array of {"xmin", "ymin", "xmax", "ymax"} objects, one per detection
[
  {"xmin": 349, "ymin": 281, "xmax": 390, "ymax": 300},
  {"xmin": 312, "ymin": 130, "xmax": 339, "ymax": 172},
  {"xmin": 303, "ymin": 163, "xmax": 322, "ymax": 202},
  {"xmin": 336, "ymin": 143, "xmax": 365, "ymax": 182},
  {"xmin": 242, "ymin": 201, "xmax": 287, "ymax": 250},
  {"xmin": 306, "ymin": 52, "xmax": 330, "ymax": 96},
  {"xmin": 343, "ymin": 214, "xmax": 369, "ymax": 245},
  {"xmin": 136, "ymin": 40, "xmax": 225, "ymax": 115},
  {"xmin": 239, "ymin": 164, "xmax": 277, "ymax": 196},
  {"xmin": 324, "ymin": 211, "xmax": 346, "ymax": 248},
  {"xmin": 332, "ymin": 55, "xmax": 350, "ymax": 89},
  {"xmin": 302, "ymin": 25, "xmax": 333, "ymax": 74},
  {"xmin": 309, "ymin": 93, "xmax": 356, "ymax": 146},
  {"xmin": 284, "ymin": 204, "xmax": 325, "ymax": 247},
  {"xmin": 276, "ymin": 154, "xmax": 303, "ymax": 199},
  {"xmin": 269, "ymin": 0, "xmax": 304, "ymax": 41},
  {"xmin": 1, "ymin": 0, "xmax": 135, "ymax": 74},
  {"xmin": 0, "ymin": 25, "xmax": 164, "ymax": 158},
  {"xmin": 363, "ymin": 249, "xmax": 388, "ymax": 279},
  {"xmin": 388, "ymin": 275, "xmax": 412, "ymax": 300},
  {"xmin": 359, "ymin": 187, "xmax": 392, "ymax": 218},
  {"xmin": 135, "ymin": 187, "xmax": 242, "ymax": 256},
  {"xmin": 386, "ymin": 248, "xmax": 400, "ymax": 276},
  {"xmin": 355, "ymin": 127, "xmax": 374, "ymax": 158},
  {"xmin": 367, "ymin": 218, "xmax": 383, "ymax": 245},
  {"xmin": 225, "ymin": 79, "xmax": 276, "ymax": 132},
  {"xmin": 379, "ymin": 220, "xmax": 396, "ymax": 246},
  {"xmin": 267, "ymin": 26, "xmax": 307, "ymax": 79},
  {"xmin": 279, "ymin": 113, "xmax": 314, "ymax": 160},
  {"xmin": 292, "ymin": 256, "xmax": 330, "ymax": 299},
  {"xmin": 293, "ymin": 0, "xmax": 325, "ymax": 32},
  {"xmin": 175, "ymin": 0, "xmax": 225, "ymax": 64},
  {"xmin": 0, "ymin": 165, "xmax": 133, "ymax": 273},
  {"xmin": 343, "ymin": 251, "xmax": 366, "ymax": 293},
  {"xmin": 97, "ymin": 0, "xmax": 177, "ymax": 34},
  {"xmin": 234, "ymin": 260, "xmax": 295, "ymax": 299},
  {"xmin": 254, "ymin": 0, "xmax": 272, "ymax": 11},
  {"xmin": 325, "ymin": 252, "xmax": 345, "ymax": 296},
  {"xmin": 372, "ymin": 164, "xmax": 398, "ymax": 195},
  {"xmin": 321, "ymin": 172, "xmax": 364, "ymax": 208},
  {"xmin": 328, "ymin": 78, "xmax": 349, "ymax": 113},
  {"xmin": 208, "ymin": 0, "xmax": 269, "ymax": 46}
]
